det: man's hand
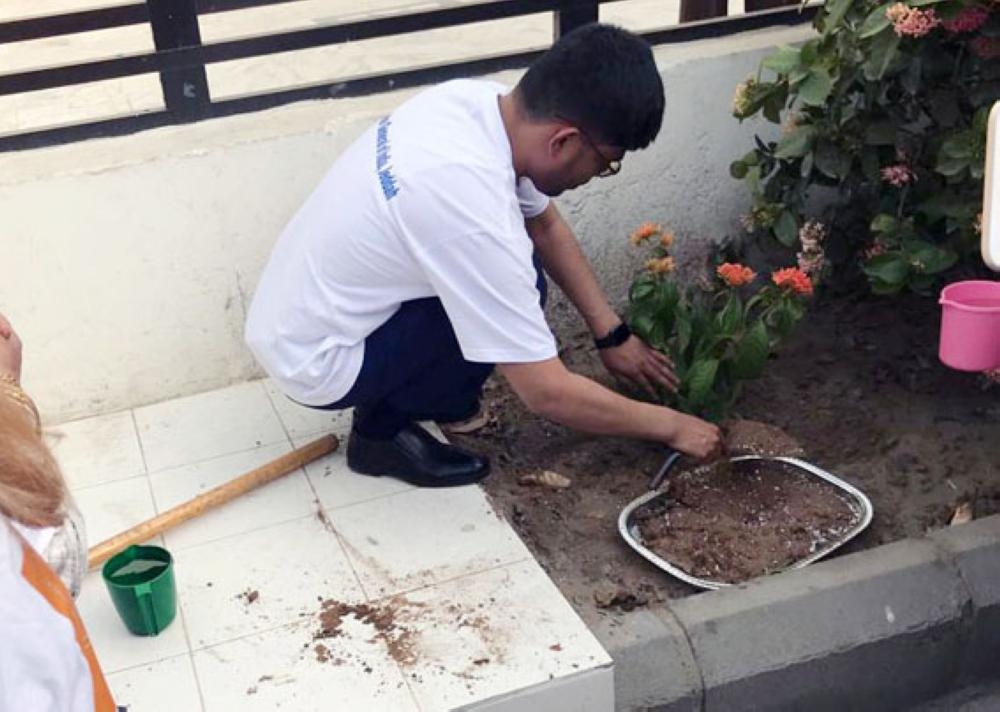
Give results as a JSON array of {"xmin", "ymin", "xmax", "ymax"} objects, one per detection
[
  {"xmin": 0, "ymin": 312, "xmax": 23, "ymax": 383},
  {"xmin": 599, "ymin": 335, "xmax": 679, "ymax": 397},
  {"xmin": 666, "ymin": 410, "xmax": 723, "ymax": 460}
]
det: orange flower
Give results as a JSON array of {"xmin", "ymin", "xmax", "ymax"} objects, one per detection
[
  {"xmin": 630, "ymin": 222, "xmax": 662, "ymax": 246},
  {"xmin": 772, "ymin": 267, "xmax": 813, "ymax": 296},
  {"xmin": 717, "ymin": 262, "xmax": 757, "ymax": 288},
  {"xmin": 659, "ymin": 230, "xmax": 676, "ymax": 249},
  {"xmin": 646, "ymin": 256, "xmax": 676, "ymax": 275}
]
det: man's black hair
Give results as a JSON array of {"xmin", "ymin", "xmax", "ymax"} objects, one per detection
[{"xmin": 516, "ymin": 23, "xmax": 664, "ymax": 150}]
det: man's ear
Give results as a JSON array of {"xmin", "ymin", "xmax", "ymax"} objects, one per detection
[{"xmin": 547, "ymin": 125, "xmax": 579, "ymax": 159}]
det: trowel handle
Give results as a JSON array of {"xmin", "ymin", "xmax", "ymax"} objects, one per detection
[{"xmin": 649, "ymin": 449, "xmax": 682, "ymax": 491}]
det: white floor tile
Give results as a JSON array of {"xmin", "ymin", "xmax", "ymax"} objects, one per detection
[
  {"xmin": 192, "ymin": 619, "xmax": 419, "ymax": 712},
  {"xmin": 328, "ymin": 486, "xmax": 533, "ymax": 598},
  {"xmin": 174, "ymin": 516, "xmax": 365, "ymax": 649},
  {"xmin": 149, "ymin": 442, "xmax": 317, "ymax": 551},
  {"xmin": 107, "ymin": 653, "xmax": 204, "ymax": 712},
  {"xmin": 45, "ymin": 410, "xmax": 145, "ymax": 489},
  {"xmin": 134, "ymin": 381, "xmax": 288, "ymax": 473},
  {"xmin": 463, "ymin": 667, "xmax": 614, "ymax": 712},
  {"xmin": 73, "ymin": 476, "xmax": 157, "ymax": 545},
  {"xmin": 263, "ymin": 379, "xmax": 352, "ymax": 440},
  {"xmin": 395, "ymin": 561, "xmax": 613, "ymax": 712},
  {"xmin": 78, "ymin": 570, "xmax": 191, "ymax": 674},
  {"xmin": 296, "ymin": 434, "xmax": 414, "ymax": 511}
]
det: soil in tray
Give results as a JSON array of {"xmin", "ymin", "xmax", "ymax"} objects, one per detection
[
  {"xmin": 460, "ymin": 292, "xmax": 998, "ymax": 622},
  {"xmin": 633, "ymin": 459, "xmax": 859, "ymax": 584}
]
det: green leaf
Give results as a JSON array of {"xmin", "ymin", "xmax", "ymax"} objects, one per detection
[
  {"xmin": 686, "ymin": 359, "xmax": 720, "ymax": 411},
  {"xmin": 767, "ymin": 303, "xmax": 798, "ymax": 340},
  {"xmin": 864, "ymin": 122, "xmax": 896, "ymax": 146},
  {"xmin": 870, "ymin": 278, "xmax": 905, "ymax": 295},
  {"xmin": 814, "ymin": 140, "xmax": 852, "ymax": 180},
  {"xmin": 773, "ymin": 210, "xmax": 800, "ymax": 247},
  {"xmin": 862, "ymin": 254, "xmax": 910, "ymax": 285},
  {"xmin": 936, "ymin": 156, "xmax": 970, "ymax": 178},
  {"xmin": 716, "ymin": 292, "xmax": 744, "ymax": 334},
  {"xmin": 763, "ymin": 46, "xmax": 802, "ymax": 75},
  {"xmin": 730, "ymin": 160, "xmax": 749, "ymax": 179},
  {"xmin": 822, "ymin": 0, "xmax": 853, "ymax": 33},
  {"xmin": 762, "ymin": 91, "xmax": 786, "ymax": 124},
  {"xmin": 870, "ymin": 213, "xmax": 899, "ymax": 234},
  {"xmin": 863, "ymin": 31, "xmax": 901, "ymax": 81},
  {"xmin": 916, "ymin": 193, "xmax": 975, "ymax": 221},
  {"xmin": 858, "ymin": 2, "xmax": 892, "ymax": 38},
  {"xmin": 800, "ymin": 151, "xmax": 815, "ymax": 178},
  {"xmin": 907, "ymin": 242, "xmax": 959, "ymax": 274},
  {"xmin": 798, "ymin": 68, "xmax": 834, "ymax": 106},
  {"xmin": 676, "ymin": 314, "xmax": 693, "ymax": 355},
  {"xmin": 745, "ymin": 165, "xmax": 762, "ymax": 195},
  {"xmin": 774, "ymin": 125, "xmax": 817, "ymax": 159},
  {"xmin": 629, "ymin": 281, "xmax": 656, "ymax": 303},
  {"xmin": 941, "ymin": 134, "xmax": 974, "ymax": 159},
  {"xmin": 630, "ymin": 312, "xmax": 656, "ymax": 340},
  {"xmin": 649, "ymin": 320, "xmax": 668, "ymax": 350},
  {"xmin": 731, "ymin": 320, "xmax": 770, "ymax": 379},
  {"xmin": 800, "ymin": 39, "xmax": 821, "ymax": 66}
]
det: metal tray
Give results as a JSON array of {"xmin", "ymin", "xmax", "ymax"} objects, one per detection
[{"xmin": 618, "ymin": 455, "xmax": 874, "ymax": 591}]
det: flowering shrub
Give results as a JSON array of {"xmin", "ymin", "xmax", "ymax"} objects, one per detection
[
  {"xmin": 626, "ymin": 224, "xmax": 815, "ymax": 420},
  {"xmin": 729, "ymin": 0, "xmax": 1000, "ymax": 295}
]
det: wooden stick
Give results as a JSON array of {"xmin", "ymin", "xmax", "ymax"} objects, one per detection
[{"xmin": 87, "ymin": 434, "xmax": 339, "ymax": 570}]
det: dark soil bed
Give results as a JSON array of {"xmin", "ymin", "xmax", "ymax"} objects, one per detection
[{"xmin": 457, "ymin": 293, "xmax": 1000, "ymax": 625}]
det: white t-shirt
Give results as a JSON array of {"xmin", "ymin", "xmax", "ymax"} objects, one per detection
[
  {"xmin": 0, "ymin": 518, "xmax": 93, "ymax": 712},
  {"xmin": 246, "ymin": 79, "xmax": 558, "ymax": 406}
]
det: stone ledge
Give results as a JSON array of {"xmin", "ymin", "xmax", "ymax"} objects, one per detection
[{"xmin": 602, "ymin": 515, "xmax": 1000, "ymax": 711}]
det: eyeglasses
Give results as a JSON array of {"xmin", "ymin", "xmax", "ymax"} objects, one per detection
[
  {"xmin": 554, "ymin": 115, "xmax": 622, "ymax": 178},
  {"xmin": 577, "ymin": 126, "xmax": 622, "ymax": 178}
]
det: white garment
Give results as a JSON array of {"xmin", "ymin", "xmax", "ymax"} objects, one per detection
[
  {"xmin": 246, "ymin": 79, "xmax": 558, "ymax": 406},
  {"xmin": 0, "ymin": 518, "xmax": 94, "ymax": 712},
  {"xmin": 11, "ymin": 496, "xmax": 88, "ymax": 598}
]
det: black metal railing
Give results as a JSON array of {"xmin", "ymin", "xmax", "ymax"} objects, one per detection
[{"xmin": 0, "ymin": 0, "xmax": 817, "ymax": 152}]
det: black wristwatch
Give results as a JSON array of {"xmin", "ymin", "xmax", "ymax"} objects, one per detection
[{"xmin": 594, "ymin": 322, "xmax": 632, "ymax": 350}]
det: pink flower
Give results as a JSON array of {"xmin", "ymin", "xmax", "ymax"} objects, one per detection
[
  {"xmin": 881, "ymin": 163, "xmax": 916, "ymax": 187},
  {"xmin": 886, "ymin": 2, "xmax": 910, "ymax": 22},
  {"xmin": 865, "ymin": 243, "xmax": 888, "ymax": 260},
  {"xmin": 943, "ymin": 5, "xmax": 989, "ymax": 33},
  {"xmin": 888, "ymin": 5, "xmax": 942, "ymax": 37},
  {"xmin": 797, "ymin": 252, "xmax": 826, "ymax": 276}
]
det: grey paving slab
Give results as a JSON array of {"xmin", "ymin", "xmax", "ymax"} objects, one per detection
[
  {"xmin": 928, "ymin": 516, "xmax": 1000, "ymax": 685},
  {"xmin": 664, "ymin": 538, "xmax": 971, "ymax": 711},
  {"xmin": 593, "ymin": 609, "xmax": 702, "ymax": 712}
]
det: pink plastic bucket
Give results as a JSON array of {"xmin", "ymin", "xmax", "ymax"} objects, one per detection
[{"xmin": 939, "ymin": 280, "xmax": 1000, "ymax": 371}]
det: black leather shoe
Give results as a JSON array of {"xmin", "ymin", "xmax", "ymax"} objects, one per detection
[{"xmin": 347, "ymin": 422, "xmax": 490, "ymax": 487}]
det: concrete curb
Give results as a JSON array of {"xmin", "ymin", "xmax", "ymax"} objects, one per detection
[{"xmin": 602, "ymin": 514, "xmax": 1000, "ymax": 711}]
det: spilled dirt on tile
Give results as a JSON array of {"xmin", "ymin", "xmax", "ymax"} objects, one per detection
[
  {"xmin": 305, "ymin": 594, "xmax": 511, "ymax": 686},
  {"xmin": 237, "ymin": 588, "xmax": 260, "ymax": 605},
  {"xmin": 313, "ymin": 597, "xmax": 419, "ymax": 667}
]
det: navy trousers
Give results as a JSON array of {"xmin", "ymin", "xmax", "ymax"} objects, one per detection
[{"xmin": 314, "ymin": 257, "xmax": 548, "ymax": 438}]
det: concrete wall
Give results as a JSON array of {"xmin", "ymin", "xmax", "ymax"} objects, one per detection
[{"xmin": 0, "ymin": 25, "xmax": 808, "ymax": 424}]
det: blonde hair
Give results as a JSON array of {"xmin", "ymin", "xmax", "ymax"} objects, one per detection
[{"xmin": 0, "ymin": 393, "xmax": 67, "ymax": 527}]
